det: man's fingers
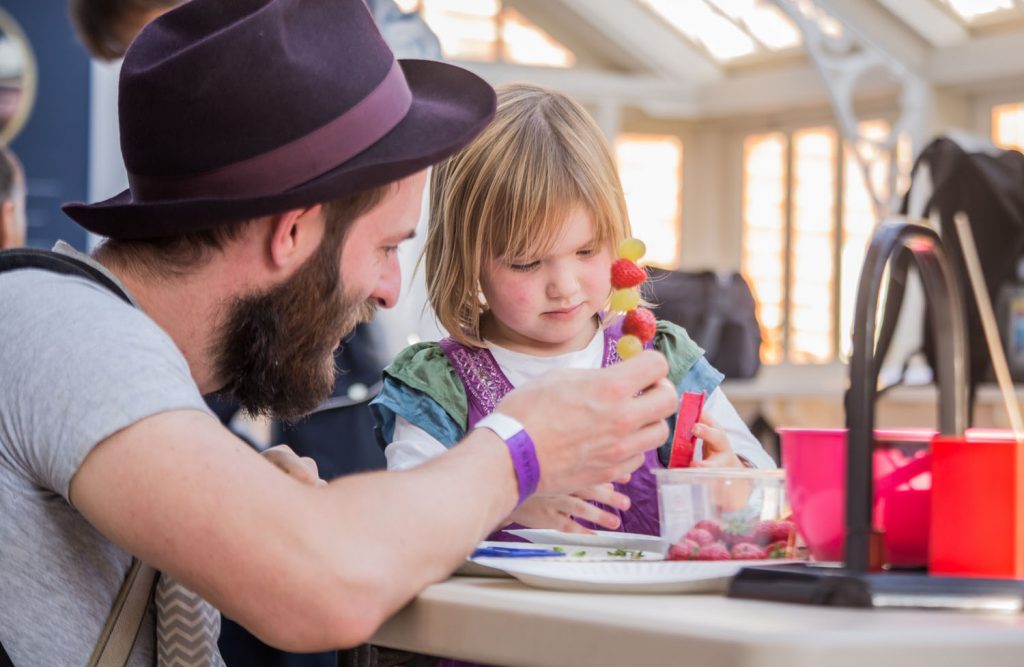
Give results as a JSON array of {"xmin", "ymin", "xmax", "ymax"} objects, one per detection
[
  {"xmin": 608, "ymin": 453, "xmax": 646, "ymax": 483},
  {"xmin": 631, "ymin": 377, "xmax": 678, "ymax": 426},
  {"xmin": 601, "ymin": 350, "xmax": 669, "ymax": 398}
]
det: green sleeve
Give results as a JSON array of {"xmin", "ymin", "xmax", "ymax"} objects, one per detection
[
  {"xmin": 653, "ymin": 319, "xmax": 705, "ymax": 388},
  {"xmin": 382, "ymin": 342, "xmax": 469, "ymax": 430}
]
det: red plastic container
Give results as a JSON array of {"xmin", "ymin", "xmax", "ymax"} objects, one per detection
[
  {"xmin": 779, "ymin": 427, "xmax": 933, "ymax": 566},
  {"xmin": 929, "ymin": 430, "xmax": 1024, "ymax": 579}
]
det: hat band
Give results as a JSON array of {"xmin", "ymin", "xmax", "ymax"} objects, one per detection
[{"xmin": 127, "ymin": 60, "xmax": 413, "ymax": 202}]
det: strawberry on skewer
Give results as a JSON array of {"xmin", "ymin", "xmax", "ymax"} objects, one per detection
[{"xmin": 610, "ymin": 237, "xmax": 653, "ymax": 360}]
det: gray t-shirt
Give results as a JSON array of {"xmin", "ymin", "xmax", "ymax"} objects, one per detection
[{"xmin": 0, "ymin": 246, "xmax": 212, "ymax": 665}]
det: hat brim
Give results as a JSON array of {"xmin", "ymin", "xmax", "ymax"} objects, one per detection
[{"xmin": 63, "ymin": 60, "xmax": 496, "ymax": 239}]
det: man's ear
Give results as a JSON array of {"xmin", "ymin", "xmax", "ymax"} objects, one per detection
[
  {"xmin": 0, "ymin": 199, "xmax": 13, "ymax": 250},
  {"xmin": 267, "ymin": 203, "xmax": 324, "ymax": 270}
]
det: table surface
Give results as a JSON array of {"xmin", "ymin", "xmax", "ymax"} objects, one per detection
[{"xmin": 372, "ymin": 574, "xmax": 1024, "ymax": 667}]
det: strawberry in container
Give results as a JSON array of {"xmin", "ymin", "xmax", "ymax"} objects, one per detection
[{"xmin": 657, "ymin": 468, "xmax": 803, "ymax": 562}]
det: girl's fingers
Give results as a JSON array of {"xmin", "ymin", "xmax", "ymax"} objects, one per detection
[
  {"xmin": 572, "ymin": 483, "xmax": 631, "ymax": 511},
  {"xmin": 694, "ymin": 421, "xmax": 728, "ymax": 455},
  {"xmin": 566, "ymin": 497, "xmax": 622, "ymax": 531},
  {"xmin": 262, "ymin": 445, "xmax": 323, "ymax": 486}
]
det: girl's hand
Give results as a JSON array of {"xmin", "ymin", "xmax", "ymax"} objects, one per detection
[
  {"xmin": 693, "ymin": 414, "xmax": 744, "ymax": 468},
  {"xmin": 507, "ymin": 482, "xmax": 631, "ymax": 533},
  {"xmin": 262, "ymin": 444, "xmax": 327, "ymax": 487}
]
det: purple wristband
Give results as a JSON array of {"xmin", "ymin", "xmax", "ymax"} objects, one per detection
[
  {"xmin": 476, "ymin": 414, "xmax": 540, "ymax": 506},
  {"xmin": 505, "ymin": 429, "xmax": 540, "ymax": 505}
]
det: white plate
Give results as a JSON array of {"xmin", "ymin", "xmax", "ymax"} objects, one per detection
[
  {"xmin": 454, "ymin": 541, "xmax": 663, "ymax": 577},
  {"xmin": 471, "ymin": 558, "xmax": 779, "ymax": 594},
  {"xmin": 503, "ymin": 529, "xmax": 666, "ymax": 553}
]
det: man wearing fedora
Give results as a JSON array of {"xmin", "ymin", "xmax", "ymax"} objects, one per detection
[{"xmin": 0, "ymin": 0, "xmax": 677, "ymax": 665}]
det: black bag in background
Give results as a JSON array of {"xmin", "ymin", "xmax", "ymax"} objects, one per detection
[
  {"xmin": 646, "ymin": 267, "xmax": 763, "ymax": 379},
  {"xmin": 901, "ymin": 137, "xmax": 1024, "ymax": 408}
]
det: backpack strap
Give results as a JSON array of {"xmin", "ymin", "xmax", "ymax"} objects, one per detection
[
  {"xmin": 87, "ymin": 559, "xmax": 159, "ymax": 667},
  {"xmin": 0, "ymin": 248, "xmax": 155, "ymax": 665},
  {"xmin": 0, "ymin": 248, "xmax": 132, "ymax": 305}
]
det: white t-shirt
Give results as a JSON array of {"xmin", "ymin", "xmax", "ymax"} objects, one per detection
[{"xmin": 385, "ymin": 329, "xmax": 775, "ymax": 471}]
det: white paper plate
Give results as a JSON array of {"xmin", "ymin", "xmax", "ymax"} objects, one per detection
[
  {"xmin": 503, "ymin": 529, "xmax": 666, "ymax": 553},
  {"xmin": 471, "ymin": 558, "xmax": 784, "ymax": 594},
  {"xmin": 454, "ymin": 541, "xmax": 663, "ymax": 577}
]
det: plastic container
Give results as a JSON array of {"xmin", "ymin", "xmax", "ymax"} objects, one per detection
[
  {"xmin": 779, "ymin": 427, "xmax": 933, "ymax": 566},
  {"xmin": 930, "ymin": 429, "xmax": 1024, "ymax": 579},
  {"xmin": 654, "ymin": 467, "xmax": 800, "ymax": 561}
]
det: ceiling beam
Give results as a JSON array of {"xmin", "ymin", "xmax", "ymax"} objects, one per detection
[
  {"xmin": 929, "ymin": 28, "xmax": 1024, "ymax": 88},
  {"xmin": 873, "ymin": 0, "xmax": 969, "ymax": 47},
  {"xmin": 816, "ymin": 0, "xmax": 932, "ymax": 74},
  {"xmin": 456, "ymin": 61, "xmax": 701, "ymax": 115},
  {"xmin": 554, "ymin": 0, "xmax": 722, "ymax": 85}
]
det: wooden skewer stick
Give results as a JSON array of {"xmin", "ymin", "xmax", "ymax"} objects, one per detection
[{"xmin": 953, "ymin": 212, "xmax": 1024, "ymax": 443}]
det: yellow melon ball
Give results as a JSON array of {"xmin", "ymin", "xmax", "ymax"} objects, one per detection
[
  {"xmin": 617, "ymin": 238, "xmax": 646, "ymax": 262},
  {"xmin": 617, "ymin": 334, "xmax": 643, "ymax": 360},
  {"xmin": 610, "ymin": 288, "xmax": 641, "ymax": 313}
]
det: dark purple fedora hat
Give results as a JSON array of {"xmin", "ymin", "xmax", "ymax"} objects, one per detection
[{"xmin": 63, "ymin": 0, "xmax": 496, "ymax": 239}]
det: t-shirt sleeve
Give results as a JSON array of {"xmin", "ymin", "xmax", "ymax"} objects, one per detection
[
  {"xmin": 0, "ymin": 271, "xmax": 212, "ymax": 500},
  {"xmin": 384, "ymin": 415, "xmax": 449, "ymax": 471}
]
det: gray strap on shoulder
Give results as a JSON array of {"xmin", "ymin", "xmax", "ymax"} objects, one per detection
[{"xmin": 87, "ymin": 558, "xmax": 158, "ymax": 667}]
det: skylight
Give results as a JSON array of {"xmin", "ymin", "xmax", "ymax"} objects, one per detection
[
  {"xmin": 938, "ymin": 0, "xmax": 1021, "ymax": 22},
  {"xmin": 637, "ymin": 0, "xmax": 803, "ymax": 63}
]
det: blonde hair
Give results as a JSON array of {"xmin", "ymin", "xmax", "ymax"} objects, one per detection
[{"xmin": 426, "ymin": 83, "xmax": 631, "ymax": 346}]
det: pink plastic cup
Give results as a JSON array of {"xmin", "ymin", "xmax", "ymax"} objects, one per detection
[{"xmin": 779, "ymin": 428, "xmax": 933, "ymax": 566}]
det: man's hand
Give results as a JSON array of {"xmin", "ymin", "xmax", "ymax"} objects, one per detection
[
  {"xmin": 261, "ymin": 444, "xmax": 326, "ymax": 487},
  {"xmin": 497, "ymin": 350, "xmax": 676, "ymax": 496},
  {"xmin": 507, "ymin": 481, "xmax": 631, "ymax": 534}
]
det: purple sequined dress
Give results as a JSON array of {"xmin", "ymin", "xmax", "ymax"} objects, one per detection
[{"xmin": 438, "ymin": 324, "xmax": 663, "ymax": 542}]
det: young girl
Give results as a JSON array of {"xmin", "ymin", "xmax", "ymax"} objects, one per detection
[{"xmin": 371, "ymin": 83, "xmax": 775, "ymax": 538}]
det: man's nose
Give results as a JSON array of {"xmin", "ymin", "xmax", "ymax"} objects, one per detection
[{"xmin": 370, "ymin": 259, "xmax": 402, "ymax": 309}]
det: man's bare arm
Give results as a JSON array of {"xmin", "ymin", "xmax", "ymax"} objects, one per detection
[{"xmin": 69, "ymin": 351, "xmax": 676, "ymax": 651}]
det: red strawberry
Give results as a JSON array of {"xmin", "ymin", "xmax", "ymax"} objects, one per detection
[
  {"xmin": 684, "ymin": 527, "xmax": 716, "ymax": 547},
  {"xmin": 753, "ymin": 520, "xmax": 778, "ymax": 546},
  {"xmin": 693, "ymin": 519, "xmax": 723, "ymax": 540},
  {"xmin": 771, "ymin": 519, "xmax": 796, "ymax": 543},
  {"xmin": 731, "ymin": 542, "xmax": 767, "ymax": 560},
  {"xmin": 698, "ymin": 542, "xmax": 732, "ymax": 561},
  {"xmin": 610, "ymin": 258, "xmax": 646, "ymax": 289},
  {"xmin": 668, "ymin": 539, "xmax": 701, "ymax": 561},
  {"xmin": 622, "ymin": 307, "xmax": 656, "ymax": 343}
]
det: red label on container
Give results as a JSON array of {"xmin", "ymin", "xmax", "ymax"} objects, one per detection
[{"xmin": 669, "ymin": 391, "xmax": 705, "ymax": 468}]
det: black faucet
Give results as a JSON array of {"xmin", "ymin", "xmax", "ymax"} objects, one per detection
[{"xmin": 844, "ymin": 220, "xmax": 968, "ymax": 571}]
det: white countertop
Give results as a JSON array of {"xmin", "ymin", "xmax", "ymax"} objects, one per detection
[{"xmin": 373, "ymin": 575, "xmax": 1024, "ymax": 667}]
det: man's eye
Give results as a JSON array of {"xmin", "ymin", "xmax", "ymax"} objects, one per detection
[{"xmin": 383, "ymin": 246, "xmax": 398, "ymax": 257}]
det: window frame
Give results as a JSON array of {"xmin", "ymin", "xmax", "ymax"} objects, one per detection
[{"xmin": 732, "ymin": 109, "xmax": 901, "ymax": 367}]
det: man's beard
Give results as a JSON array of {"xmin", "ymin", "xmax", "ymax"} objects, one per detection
[{"xmin": 211, "ymin": 229, "xmax": 376, "ymax": 422}]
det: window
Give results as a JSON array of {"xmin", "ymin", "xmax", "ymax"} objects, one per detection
[
  {"xmin": 992, "ymin": 102, "xmax": 1024, "ymax": 151},
  {"xmin": 615, "ymin": 134, "xmax": 683, "ymax": 268},
  {"xmin": 741, "ymin": 121, "xmax": 900, "ymax": 364},
  {"xmin": 396, "ymin": 0, "xmax": 574, "ymax": 67}
]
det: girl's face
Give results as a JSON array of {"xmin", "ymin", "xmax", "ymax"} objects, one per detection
[{"xmin": 479, "ymin": 206, "xmax": 612, "ymax": 355}]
